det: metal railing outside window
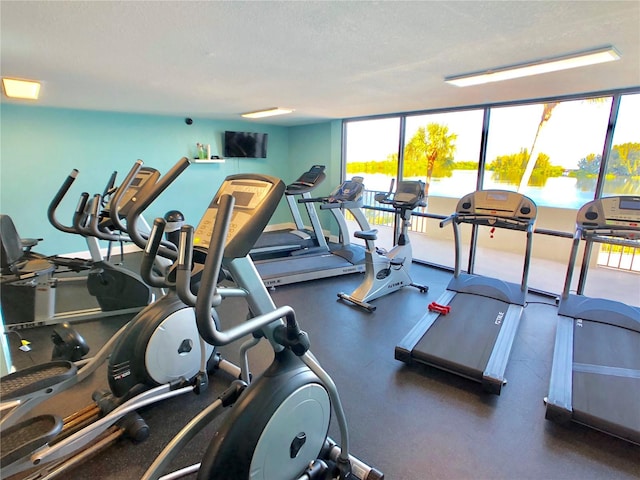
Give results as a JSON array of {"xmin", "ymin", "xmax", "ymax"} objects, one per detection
[{"xmin": 597, "ymin": 244, "xmax": 640, "ymax": 272}]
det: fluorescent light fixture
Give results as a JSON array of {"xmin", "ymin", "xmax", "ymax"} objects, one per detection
[
  {"xmin": 445, "ymin": 47, "xmax": 621, "ymax": 87},
  {"xmin": 241, "ymin": 107, "xmax": 294, "ymax": 119},
  {"xmin": 2, "ymin": 77, "xmax": 41, "ymax": 99}
]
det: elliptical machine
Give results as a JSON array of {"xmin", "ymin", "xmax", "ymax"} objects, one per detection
[
  {"xmin": 338, "ymin": 179, "xmax": 428, "ymax": 312},
  {"xmin": 0, "ymin": 167, "xmax": 156, "ymax": 329},
  {"xmin": 0, "ymin": 158, "xmax": 238, "ymax": 478},
  {"xmin": 142, "ymin": 174, "xmax": 383, "ymax": 480}
]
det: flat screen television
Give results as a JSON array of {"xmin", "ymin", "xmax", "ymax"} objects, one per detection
[{"xmin": 224, "ymin": 131, "xmax": 268, "ymax": 158}]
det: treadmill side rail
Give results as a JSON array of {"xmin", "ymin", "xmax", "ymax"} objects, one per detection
[
  {"xmin": 483, "ymin": 304, "xmax": 523, "ymax": 394},
  {"xmin": 545, "ymin": 315, "xmax": 575, "ymax": 423}
]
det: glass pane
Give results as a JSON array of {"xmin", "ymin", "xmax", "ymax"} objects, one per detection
[
  {"xmin": 402, "ymin": 110, "xmax": 484, "ymax": 267},
  {"xmin": 484, "ymin": 99, "xmax": 613, "ymax": 294},
  {"xmin": 344, "ymin": 117, "xmax": 400, "ymax": 192},
  {"xmin": 588, "ymin": 93, "xmax": 640, "ymax": 305},
  {"xmin": 602, "ymin": 93, "xmax": 640, "ymax": 195},
  {"xmin": 485, "ymin": 99, "xmax": 612, "ymax": 207},
  {"xmin": 344, "ymin": 117, "xmax": 400, "ymax": 244}
]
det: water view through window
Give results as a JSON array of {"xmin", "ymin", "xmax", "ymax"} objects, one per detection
[{"xmin": 343, "ymin": 91, "xmax": 639, "ymax": 302}]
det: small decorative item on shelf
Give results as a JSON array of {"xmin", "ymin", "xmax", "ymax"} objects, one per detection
[
  {"xmin": 191, "ymin": 143, "xmax": 225, "ymax": 164},
  {"xmin": 196, "ymin": 143, "xmax": 207, "ymax": 160}
]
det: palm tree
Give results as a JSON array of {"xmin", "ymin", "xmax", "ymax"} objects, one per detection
[
  {"xmin": 518, "ymin": 98, "xmax": 608, "ymax": 192},
  {"xmin": 404, "ymin": 123, "xmax": 457, "ymax": 194},
  {"xmin": 518, "ymin": 102, "xmax": 558, "ymax": 191}
]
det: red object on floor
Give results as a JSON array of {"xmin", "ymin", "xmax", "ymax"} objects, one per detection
[{"xmin": 428, "ymin": 301, "xmax": 451, "ymax": 315}]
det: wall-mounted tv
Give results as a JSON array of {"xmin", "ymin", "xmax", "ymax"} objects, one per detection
[{"xmin": 224, "ymin": 131, "xmax": 268, "ymax": 158}]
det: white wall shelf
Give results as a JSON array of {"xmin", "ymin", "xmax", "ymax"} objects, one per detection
[{"xmin": 190, "ymin": 158, "xmax": 225, "ymax": 164}]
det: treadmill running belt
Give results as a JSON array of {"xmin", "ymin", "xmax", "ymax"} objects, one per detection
[
  {"xmin": 572, "ymin": 320, "xmax": 640, "ymax": 444},
  {"xmin": 412, "ymin": 294, "xmax": 509, "ymax": 381}
]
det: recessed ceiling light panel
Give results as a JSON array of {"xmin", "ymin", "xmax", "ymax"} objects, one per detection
[
  {"xmin": 2, "ymin": 77, "xmax": 41, "ymax": 99},
  {"xmin": 241, "ymin": 107, "xmax": 294, "ymax": 119},
  {"xmin": 445, "ymin": 47, "xmax": 621, "ymax": 87}
]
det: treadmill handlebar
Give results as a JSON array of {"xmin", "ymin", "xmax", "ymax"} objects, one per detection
[
  {"xmin": 439, "ymin": 215, "xmax": 455, "ymax": 228},
  {"xmin": 450, "ymin": 213, "xmax": 535, "ymax": 231}
]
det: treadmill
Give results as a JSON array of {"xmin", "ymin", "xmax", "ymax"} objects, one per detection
[
  {"xmin": 255, "ymin": 177, "xmax": 371, "ymax": 287},
  {"xmin": 545, "ymin": 196, "xmax": 640, "ymax": 445},
  {"xmin": 251, "ymin": 165, "xmax": 328, "ymax": 260},
  {"xmin": 395, "ymin": 190, "xmax": 537, "ymax": 394}
]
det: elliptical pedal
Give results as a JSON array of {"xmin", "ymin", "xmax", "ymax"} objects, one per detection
[
  {"xmin": 1, "ymin": 361, "xmax": 77, "ymax": 400},
  {"xmin": 1, "ymin": 415, "xmax": 63, "ymax": 468}
]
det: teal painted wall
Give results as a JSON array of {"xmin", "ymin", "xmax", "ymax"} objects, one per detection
[
  {"xmin": 1, "ymin": 104, "xmax": 340, "ymax": 255},
  {"xmin": 288, "ymin": 120, "xmax": 344, "ymax": 235}
]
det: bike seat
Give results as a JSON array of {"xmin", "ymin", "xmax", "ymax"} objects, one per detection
[
  {"xmin": 0, "ymin": 215, "xmax": 56, "ymax": 278},
  {"xmin": 354, "ymin": 229, "xmax": 378, "ymax": 241},
  {"xmin": 390, "ymin": 257, "xmax": 405, "ymax": 267}
]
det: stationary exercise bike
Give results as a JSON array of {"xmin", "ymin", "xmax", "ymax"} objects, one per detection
[
  {"xmin": 338, "ymin": 179, "xmax": 428, "ymax": 312},
  {"xmin": 0, "ymin": 157, "xmax": 237, "ymax": 478},
  {"xmin": 142, "ymin": 173, "xmax": 383, "ymax": 480}
]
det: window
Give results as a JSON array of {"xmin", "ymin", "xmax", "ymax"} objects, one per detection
[
  {"xmin": 344, "ymin": 117, "xmax": 400, "ymax": 245},
  {"xmin": 344, "ymin": 117, "xmax": 400, "ymax": 193},
  {"xmin": 485, "ymin": 98, "xmax": 612, "ymax": 208},
  {"xmin": 402, "ymin": 110, "xmax": 484, "ymax": 267},
  {"xmin": 602, "ymin": 93, "xmax": 640, "ymax": 196},
  {"xmin": 590, "ymin": 93, "xmax": 640, "ymax": 303},
  {"xmin": 342, "ymin": 90, "xmax": 638, "ymax": 301}
]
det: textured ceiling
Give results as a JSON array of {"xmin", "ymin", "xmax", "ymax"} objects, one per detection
[{"xmin": 1, "ymin": 1, "xmax": 639, "ymax": 126}]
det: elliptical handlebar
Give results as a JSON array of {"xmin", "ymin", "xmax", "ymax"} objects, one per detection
[
  {"xmin": 101, "ymin": 170, "xmax": 118, "ymax": 207},
  {"xmin": 84, "ymin": 194, "xmax": 132, "ymax": 243},
  {"xmin": 194, "ymin": 194, "xmax": 233, "ymax": 345},
  {"xmin": 140, "ymin": 218, "xmax": 173, "ymax": 288},
  {"xmin": 109, "ymin": 160, "xmax": 144, "ymax": 233},
  {"xmin": 176, "ymin": 225, "xmax": 198, "ymax": 307},
  {"xmin": 48, "ymin": 169, "xmax": 81, "ymax": 235},
  {"xmin": 48, "ymin": 166, "xmax": 134, "ymax": 239},
  {"xmin": 125, "ymin": 157, "xmax": 191, "ymax": 260},
  {"xmin": 191, "ymin": 194, "xmax": 292, "ymax": 347},
  {"xmin": 71, "ymin": 192, "xmax": 90, "ymax": 235}
]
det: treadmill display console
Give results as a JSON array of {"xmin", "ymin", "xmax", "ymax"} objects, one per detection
[
  {"xmin": 619, "ymin": 196, "xmax": 640, "ymax": 211},
  {"xmin": 297, "ymin": 165, "xmax": 326, "ymax": 186},
  {"xmin": 576, "ymin": 196, "xmax": 640, "ymax": 230},
  {"xmin": 456, "ymin": 190, "xmax": 537, "ymax": 222}
]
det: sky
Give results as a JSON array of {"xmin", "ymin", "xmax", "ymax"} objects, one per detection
[{"xmin": 346, "ymin": 93, "xmax": 639, "ymax": 170}]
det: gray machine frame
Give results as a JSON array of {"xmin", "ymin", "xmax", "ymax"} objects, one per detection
[
  {"xmin": 141, "ymin": 175, "xmax": 381, "ymax": 480},
  {"xmin": 337, "ymin": 180, "xmax": 429, "ymax": 312},
  {"xmin": 251, "ymin": 165, "xmax": 329, "ymax": 258},
  {"xmin": 545, "ymin": 195, "xmax": 640, "ymax": 445},
  {"xmin": 255, "ymin": 177, "xmax": 371, "ymax": 287},
  {"xmin": 395, "ymin": 190, "xmax": 537, "ymax": 394}
]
